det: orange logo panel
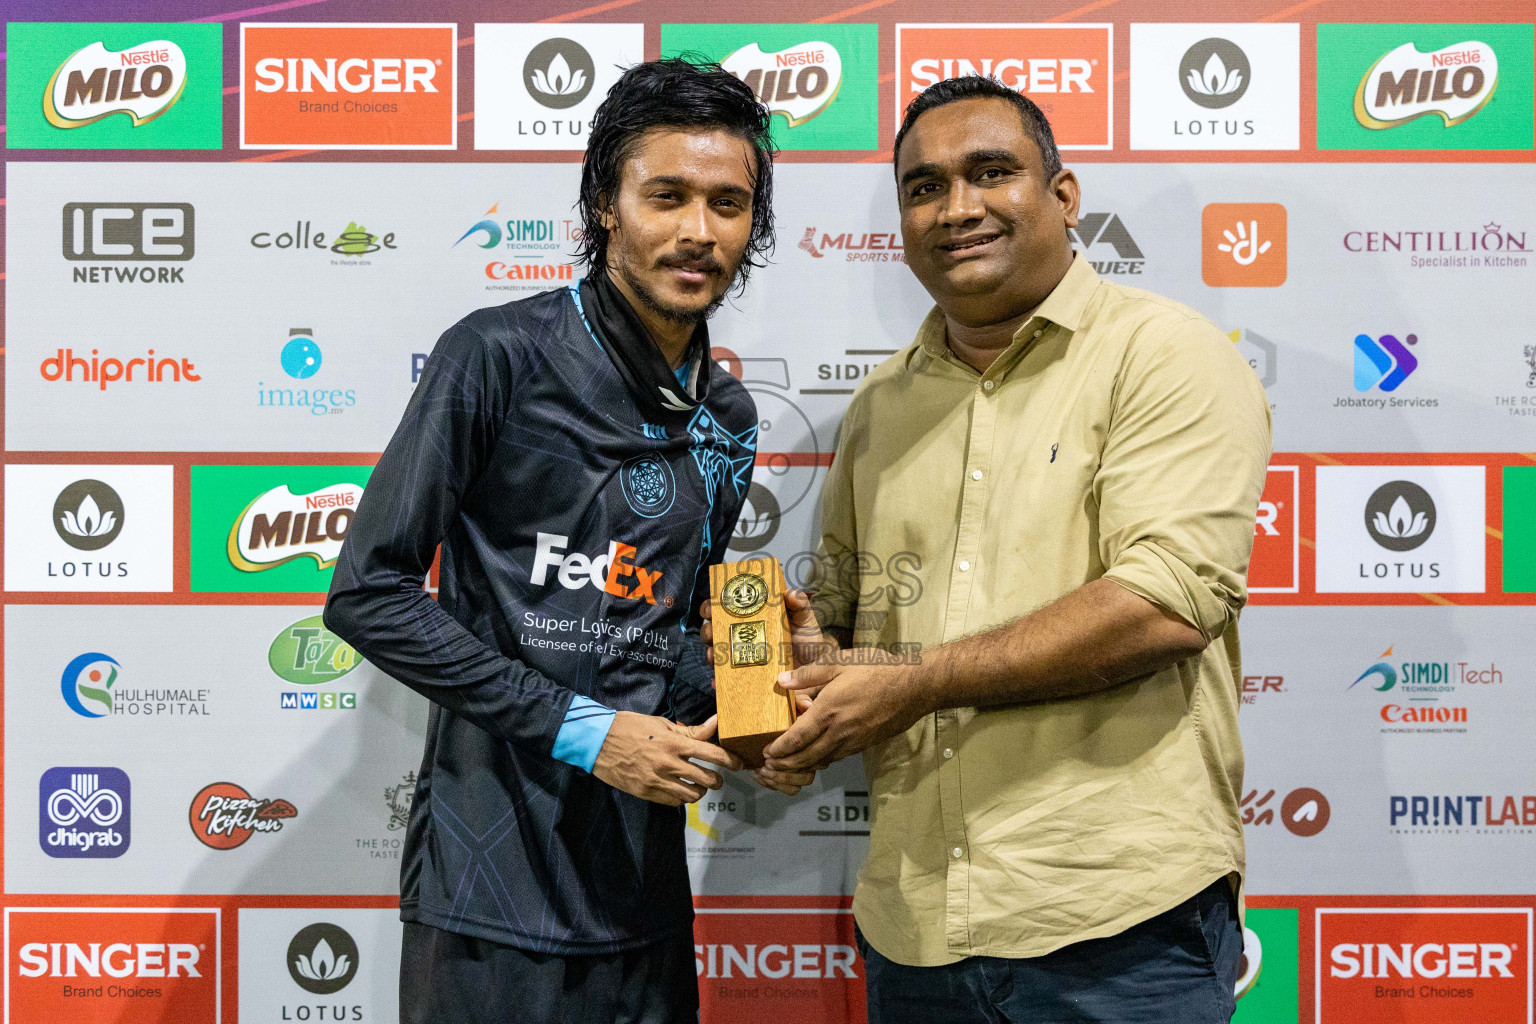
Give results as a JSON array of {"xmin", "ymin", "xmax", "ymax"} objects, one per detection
[
  {"xmin": 896, "ymin": 25, "xmax": 1112, "ymax": 149},
  {"xmin": 1318, "ymin": 909, "xmax": 1531, "ymax": 1024},
  {"xmin": 241, "ymin": 23, "xmax": 456, "ymax": 149},
  {"xmin": 694, "ymin": 908, "xmax": 866, "ymax": 1023},
  {"xmin": 7, "ymin": 908, "xmax": 219, "ymax": 1024},
  {"xmin": 1250, "ymin": 466, "xmax": 1298, "ymax": 592},
  {"xmin": 1202, "ymin": 202, "xmax": 1287, "ymax": 287}
]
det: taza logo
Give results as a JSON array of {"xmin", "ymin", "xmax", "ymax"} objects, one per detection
[
  {"xmin": 40, "ymin": 767, "xmax": 130, "ymax": 858},
  {"xmin": 228, "ymin": 482, "xmax": 362, "ymax": 572},
  {"xmin": 189, "ymin": 781, "xmax": 296, "ymax": 849},
  {"xmin": 61, "ymin": 652, "xmax": 120, "ymax": 717},
  {"xmin": 53, "ymin": 479, "xmax": 125, "ymax": 551},
  {"xmin": 523, "ymin": 38, "xmax": 594, "ymax": 108},
  {"xmin": 45, "ymin": 39, "xmax": 187, "ymax": 129},
  {"xmin": 1356, "ymin": 40, "xmax": 1497, "ymax": 129},
  {"xmin": 269, "ymin": 615, "xmax": 359, "ymax": 684},
  {"xmin": 1364, "ymin": 480, "xmax": 1435, "ymax": 550},
  {"xmin": 287, "ymin": 922, "xmax": 358, "ymax": 994},
  {"xmin": 1179, "ymin": 38, "xmax": 1250, "ymax": 108}
]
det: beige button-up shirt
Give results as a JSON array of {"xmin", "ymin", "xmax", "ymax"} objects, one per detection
[{"xmin": 816, "ymin": 254, "xmax": 1272, "ymax": 966}]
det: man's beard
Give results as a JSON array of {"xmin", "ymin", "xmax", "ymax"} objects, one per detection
[{"xmin": 610, "ymin": 235, "xmax": 736, "ymax": 325}]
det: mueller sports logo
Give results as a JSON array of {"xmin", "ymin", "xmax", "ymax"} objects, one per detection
[
  {"xmin": 227, "ymin": 483, "xmax": 362, "ymax": 573},
  {"xmin": 241, "ymin": 23, "xmax": 456, "ymax": 149},
  {"xmin": 723, "ymin": 41, "xmax": 843, "ymax": 127},
  {"xmin": 1241, "ymin": 785, "xmax": 1329, "ymax": 837},
  {"xmin": 896, "ymin": 24, "xmax": 1112, "ymax": 148},
  {"xmin": 1068, "ymin": 213, "xmax": 1143, "ymax": 274},
  {"xmin": 45, "ymin": 39, "xmax": 187, "ymax": 129},
  {"xmin": 1354, "ymin": 334, "xmax": 1419, "ymax": 392},
  {"xmin": 39, "ymin": 768, "xmax": 130, "ymax": 858},
  {"xmin": 62, "ymin": 203, "xmax": 193, "ymax": 284},
  {"xmin": 1356, "ymin": 40, "xmax": 1498, "ymax": 130},
  {"xmin": 530, "ymin": 532, "xmax": 664, "ymax": 605},
  {"xmin": 189, "ymin": 781, "xmax": 297, "ymax": 849},
  {"xmin": 797, "ymin": 227, "xmax": 905, "ymax": 264},
  {"xmin": 1319, "ymin": 908, "xmax": 1531, "ymax": 1023}
]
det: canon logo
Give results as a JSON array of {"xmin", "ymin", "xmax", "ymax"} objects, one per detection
[
  {"xmin": 17, "ymin": 941, "xmax": 201, "ymax": 978},
  {"xmin": 694, "ymin": 943, "xmax": 857, "ymax": 979},
  {"xmin": 253, "ymin": 57, "xmax": 438, "ymax": 94},
  {"xmin": 1330, "ymin": 942, "xmax": 1513, "ymax": 979}
]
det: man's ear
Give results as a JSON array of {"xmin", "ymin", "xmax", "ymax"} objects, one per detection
[
  {"xmin": 1052, "ymin": 168, "xmax": 1082, "ymax": 231},
  {"xmin": 598, "ymin": 195, "xmax": 618, "ymax": 232}
]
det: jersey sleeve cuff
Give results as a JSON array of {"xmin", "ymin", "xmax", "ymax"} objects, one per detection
[{"xmin": 551, "ymin": 695, "xmax": 617, "ymax": 773}]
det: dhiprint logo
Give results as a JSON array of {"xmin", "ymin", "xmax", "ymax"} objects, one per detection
[
  {"xmin": 189, "ymin": 781, "xmax": 297, "ymax": 849},
  {"xmin": 1202, "ymin": 203, "xmax": 1287, "ymax": 286},
  {"xmin": 523, "ymin": 38, "xmax": 594, "ymax": 109},
  {"xmin": 1356, "ymin": 40, "xmax": 1497, "ymax": 130},
  {"xmin": 44, "ymin": 39, "xmax": 187, "ymax": 129},
  {"xmin": 60, "ymin": 652, "xmax": 119, "ymax": 718},
  {"xmin": 1354, "ymin": 333, "xmax": 1419, "ymax": 392},
  {"xmin": 1364, "ymin": 480, "xmax": 1435, "ymax": 551},
  {"xmin": 620, "ymin": 453, "xmax": 676, "ymax": 519},
  {"xmin": 287, "ymin": 922, "xmax": 358, "ymax": 995},
  {"xmin": 721, "ymin": 41, "xmax": 842, "ymax": 128},
  {"xmin": 39, "ymin": 767, "xmax": 130, "ymax": 858},
  {"xmin": 53, "ymin": 479, "xmax": 124, "ymax": 551},
  {"xmin": 1180, "ymin": 38, "xmax": 1250, "ymax": 108}
]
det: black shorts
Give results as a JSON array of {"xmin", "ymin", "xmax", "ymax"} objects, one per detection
[{"xmin": 400, "ymin": 920, "xmax": 699, "ymax": 1024}]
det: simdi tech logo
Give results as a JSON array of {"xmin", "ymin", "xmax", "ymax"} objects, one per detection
[
  {"xmin": 474, "ymin": 24, "xmax": 643, "ymax": 151},
  {"xmin": 1317, "ymin": 908, "xmax": 1531, "ymax": 1024},
  {"xmin": 241, "ymin": 23, "xmax": 457, "ymax": 149},
  {"xmin": 6, "ymin": 907, "xmax": 219, "ymax": 1023},
  {"xmin": 662, "ymin": 24, "xmax": 878, "ymax": 150},
  {"xmin": 1317, "ymin": 24, "xmax": 1534, "ymax": 150},
  {"xmin": 190, "ymin": 465, "xmax": 372, "ymax": 593},
  {"xmin": 1129, "ymin": 24, "xmax": 1300, "ymax": 150},
  {"xmin": 895, "ymin": 24, "xmax": 1112, "ymax": 149},
  {"xmin": 5, "ymin": 23, "xmax": 222, "ymax": 149},
  {"xmin": 1202, "ymin": 203, "xmax": 1287, "ymax": 287}
]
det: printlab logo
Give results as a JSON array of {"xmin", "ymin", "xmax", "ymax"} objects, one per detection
[
  {"xmin": 1069, "ymin": 213, "xmax": 1144, "ymax": 275},
  {"xmin": 61, "ymin": 652, "xmax": 119, "ymax": 718},
  {"xmin": 189, "ymin": 781, "xmax": 297, "ymax": 849},
  {"xmin": 1201, "ymin": 203, "xmax": 1286, "ymax": 286},
  {"xmin": 53, "ymin": 479, "xmax": 125, "ymax": 551},
  {"xmin": 1180, "ymin": 38, "xmax": 1250, "ymax": 108},
  {"xmin": 1241, "ymin": 785, "xmax": 1329, "ymax": 837},
  {"xmin": 287, "ymin": 923, "xmax": 358, "ymax": 995},
  {"xmin": 620, "ymin": 454, "xmax": 676, "ymax": 518},
  {"xmin": 1364, "ymin": 480, "xmax": 1435, "ymax": 551},
  {"xmin": 524, "ymin": 38, "xmax": 594, "ymax": 108},
  {"xmin": 39, "ymin": 767, "xmax": 130, "ymax": 858}
]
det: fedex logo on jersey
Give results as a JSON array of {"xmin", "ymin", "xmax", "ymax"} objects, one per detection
[{"xmin": 531, "ymin": 532, "xmax": 664, "ymax": 604}]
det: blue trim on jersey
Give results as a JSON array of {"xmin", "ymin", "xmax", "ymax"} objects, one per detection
[
  {"xmin": 567, "ymin": 283, "xmax": 604, "ymax": 351},
  {"xmin": 551, "ymin": 695, "xmax": 617, "ymax": 773}
]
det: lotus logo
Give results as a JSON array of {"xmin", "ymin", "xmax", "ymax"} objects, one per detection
[
  {"xmin": 1364, "ymin": 481, "xmax": 1436, "ymax": 552},
  {"xmin": 523, "ymin": 39, "xmax": 596, "ymax": 109},
  {"xmin": 286, "ymin": 923, "xmax": 359, "ymax": 995},
  {"xmin": 730, "ymin": 482, "xmax": 782, "ymax": 551},
  {"xmin": 53, "ymin": 480, "xmax": 125, "ymax": 551},
  {"xmin": 1178, "ymin": 38, "xmax": 1251, "ymax": 109}
]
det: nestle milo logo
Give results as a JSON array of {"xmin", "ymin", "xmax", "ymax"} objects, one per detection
[{"xmin": 268, "ymin": 615, "xmax": 358, "ymax": 684}]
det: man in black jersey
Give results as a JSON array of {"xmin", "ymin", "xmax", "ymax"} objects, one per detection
[{"xmin": 324, "ymin": 60, "xmax": 810, "ymax": 1024}]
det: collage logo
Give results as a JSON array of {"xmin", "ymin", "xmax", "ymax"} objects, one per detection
[
  {"xmin": 663, "ymin": 24, "xmax": 878, "ymax": 150},
  {"xmin": 474, "ymin": 24, "xmax": 642, "ymax": 150},
  {"xmin": 270, "ymin": 615, "xmax": 360, "ymax": 710},
  {"xmin": 453, "ymin": 202, "xmax": 578, "ymax": 290},
  {"xmin": 63, "ymin": 202, "xmax": 194, "ymax": 285},
  {"xmin": 6, "ymin": 22, "xmax": 222, "ymax": 149},
  {"xmin": 1130, "ymin": 24, "xmax": 1300, "ymax": 150},
  {"xmin": 287, "ymin": 923, "xmax": 358, "ymax": 995},
  {"xmin": 39, "ymin": 767, "xmax": 130, "ymax": 859},
  {"xmin": 1240, "ymin": 785, "xmax": 1330, "ymax": 837},
  {"xmin": 1202, "ymin": 203, "xmax": 1286, "ymax": 286},
  {"xmin": 1068, "ymin": 212, "xmax": 1144, "ymax": 275},
  {"xmin": 1319, "ymin": 909, "xmax": 1530, "ymax": 1023},
  {"xmin": 189, "ymin": 781, "xmax": 297, "ymax": 849},
  {"xmin": 258, "ymin": 328, "xmax": 358, "ymax": 417},
  {"xmin": 1317, "ymin": 24, "xmax": 1534, "ymax": 150},
  {"xmin": 250, "ymin": 219, "xmax": 398, "ymax": 264},
  {"xmin": 895, "ymin": 24, "xmax": 1112, "ymax": 148},
  {"xmin": 241, "ymin": 22, "xmax": 456, "ymax": 149}
]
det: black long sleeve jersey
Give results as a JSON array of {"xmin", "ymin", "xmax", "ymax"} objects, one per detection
[{"xmin": 325, "ymin": 282, "xmax": 757, "ymax": 954}]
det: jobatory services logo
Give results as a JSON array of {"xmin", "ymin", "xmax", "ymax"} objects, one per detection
[
  {"xmin": 474, "ymin": 25, "xmax": 642, "ymax": 150},
  {"xmin": 241, "ymin": 22, "xmax": 456, "ymax": 149},
  {"xmin": 1068, "ymin": 212, "xmax": 1144, "ymax": 275},
  {"xmin": 62, "ymin": 202, "xmax": 194, "ymax": 285},
  {"xmin": 1314, "ymin": 465, "xmax": 1485, "ymax": 594},
  {"xmin": 1318, "ymin": 908, "xmax": 1531, "ymax": 1023},
  {"xmin": 663, "ymin": 24, "xmax": 878, "ymax": 150},
  {"xmin": 453, "ymin": 202, "xmax": 579, "ymax": 291},
  {"xmin": 270, "ymin": 614, "xmax": 360, "ymax": 711},
  {"xmin": 1353, "ymin": 333, "xmax": 1420, "ymax": 394},
  {"xmin": 1241, "ymin": 785, "xmax": 1330, "ymax": 837},
  {"xmin": 60, "ymin": 651, "xmax": 211, "ymax": 719},
  {"xmin": 6, "ymin": 908, "xmax": 219, "ymax": 1023},
  {"xmin": 39, "ymin": 767, "xmax": 130, "ymax": 859},
  {"xmin": 5, "ymin": 23, "xmax": 222, "ymax": 149},
  {"xmin": 1130, "ymin": 24, "xmax": 1300, "ymax": 150},
  {"xmin": 1317, "ymin": 24, "xmax": 1534, "ymax": 150},
  {"xmin": 1249, "ymin": 465, "xmax": 1298, "ymax": 593},
  {"xmin": 188, "ymin": 781, "xmax": 297, "ymax": 850},
  {"xmin": 287, "ymin": 923, "xmax": 357, "ymax": 994},
  {"xmin": 895, "ymin": 24, "xmax": 1112, "ymax": 148},
  {"xmin": 190, "ymin": 465, "xmax": 372, "ymax": 593},
  {"xmin": 1202, "ymin": 203, "xmax": 1287, "ymax": 286},
  {"xmin": 257, "ymin": 328, "xmax": 358, "ymax": 417}
]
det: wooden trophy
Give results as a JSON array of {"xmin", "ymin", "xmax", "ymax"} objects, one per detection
[{"xmin": 708, "ymin": 557, "xmax": 796, "ymax": 767}]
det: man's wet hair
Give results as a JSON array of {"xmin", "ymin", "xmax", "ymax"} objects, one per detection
[
  {"xmin": 576, "ymin": 57, "xmax": 777, "ymax": 290},
  {"xmin": 894, "ymin": 75, "xmax": 1062, "ymax": 184}
]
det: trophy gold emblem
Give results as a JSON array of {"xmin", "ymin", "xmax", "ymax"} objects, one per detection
[{"xmin": 708, "ymin": 557, "xmax": 796, "ymax": 766}]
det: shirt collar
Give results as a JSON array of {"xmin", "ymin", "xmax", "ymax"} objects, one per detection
[{"xmin": 913, "ymin": 252, "xmax": 1100, "ymax": 366}]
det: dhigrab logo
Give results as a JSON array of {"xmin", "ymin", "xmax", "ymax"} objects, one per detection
[{"xmin": 530, "ymin": 532, "xmax": 664, "ymax": 604}]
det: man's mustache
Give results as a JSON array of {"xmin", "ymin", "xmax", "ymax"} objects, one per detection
[{"xmin": 656, "ymin": 249, "xmax": 724, "ymax": 275}]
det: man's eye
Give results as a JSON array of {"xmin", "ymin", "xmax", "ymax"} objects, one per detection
[{"xmin": 978, "ymin": 167, "xmax": 1006, "ymax": 180}]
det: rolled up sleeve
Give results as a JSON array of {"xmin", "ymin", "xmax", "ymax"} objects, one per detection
[{"xmin": 1094, "ymin": 314, "xmax": 1273, "ymax": 642}]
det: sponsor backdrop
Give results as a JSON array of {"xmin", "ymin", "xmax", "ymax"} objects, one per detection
[{"xmin": 1, "ymin": 1, "xmax": 1534, "ymax": 1021}]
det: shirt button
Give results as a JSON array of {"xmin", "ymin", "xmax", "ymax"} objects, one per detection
[
  {"xmin": 943, "ymin": 747, "xmax": 954, "ymax": 759},
  {"xmin": 982, "ymin": 380, "xmax": 996, "ymax": 391},
  {"xmin": 971, "ymin": 469, "xmax": 983, "ymax": 480},
  {"xmin": 951, "ymin": 846, "xmax": 964, "ymax": 859},
  {"xmin": 1033, "ymin": 329, "xmax": 1042, "ymax": 338},
  {"xmin": 958, "ymin": 560, "xmax": 971, "ymax": 572}
]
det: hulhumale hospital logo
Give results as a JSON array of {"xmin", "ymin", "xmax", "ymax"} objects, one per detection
[
  {"xmin": 1179, "ymin": 38, "xmax": 1251, "ymax": 108},
  {"xmin": 61, "ymin": 652, "xmax": 120, "ymax": 717},
  {"xmin": 1364, "ymin": 480, "xmax": 1435, "ymax": 551}
]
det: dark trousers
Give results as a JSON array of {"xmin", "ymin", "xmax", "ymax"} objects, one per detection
[
  {"xmin": 400, "ymin": 920, "xmax": 699, "ymax": 1024},
  {"xmin": 860, "ymin": 878, "xmax": 1243, "ymax": 1024}
]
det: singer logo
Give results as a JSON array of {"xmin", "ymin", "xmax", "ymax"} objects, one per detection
[
  {"xmin": 240, "ymin": 23, "xmax": 456, "ymax": 149},
  {"xmin": 1317, "ymin": 908, "xmax": 1531, "ymax": 1023},
  {"xmin": 1202, "ymin": 203, "xmax": 1287, "ymax": 286},
  {"xmin": 693, "ymin": 908, "xmax": 865, "ymax": 1024},
  {"xmin": 1249, "ymin": 466, "xmax": 1298, "ymax": 593},
  {"xmin": 6, "ymin": 908, "xmax": 219, "ymax": 1023},
  {"xmin": 530, "ymin": 532, "xmax": 664, "ymax": 604}
]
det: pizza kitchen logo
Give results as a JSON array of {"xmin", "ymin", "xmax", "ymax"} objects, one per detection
[
  {"xmin": 227, "ymin": 482, "xmax": 362, "ymax": 573},
  {"xmin": 188, "ymin": 781, "xmax": 297, "ymax": 849}
]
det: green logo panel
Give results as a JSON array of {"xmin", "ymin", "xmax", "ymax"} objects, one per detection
[
  {"xmin": 661, "ymin": 24, "xmax": 878, "ymax": 150},
  {"xmin": 1503, "ymin": 466, "xmax": 1536, "ymax": 593},
  {"xmin": 1316, "ymin": 23, "xmax": 1533, "ymax": 150},
  {"xmin": 269, "ymin": 615, "xmax": 360, "ymax": 684},
  {"xmin": 6, "ymin": 22, "xmax": 223, "ymax": 150},
  {"xmin": 1234, "ymin": 908, "xmax": 1299, "ymax": 1024},
  {"xmin": 191, "ymin": 465, "xmax": 372, "ymax": 594}
]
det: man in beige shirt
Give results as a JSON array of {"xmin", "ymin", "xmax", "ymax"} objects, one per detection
[{"xmin": 762, "ymin": 76, "xmax": 1272, "ymax": 1022}]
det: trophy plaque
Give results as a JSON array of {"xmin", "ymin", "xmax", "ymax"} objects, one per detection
[{"xmin": 708, "ymin": 557, "xmax": 796, "ymax": 767}]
